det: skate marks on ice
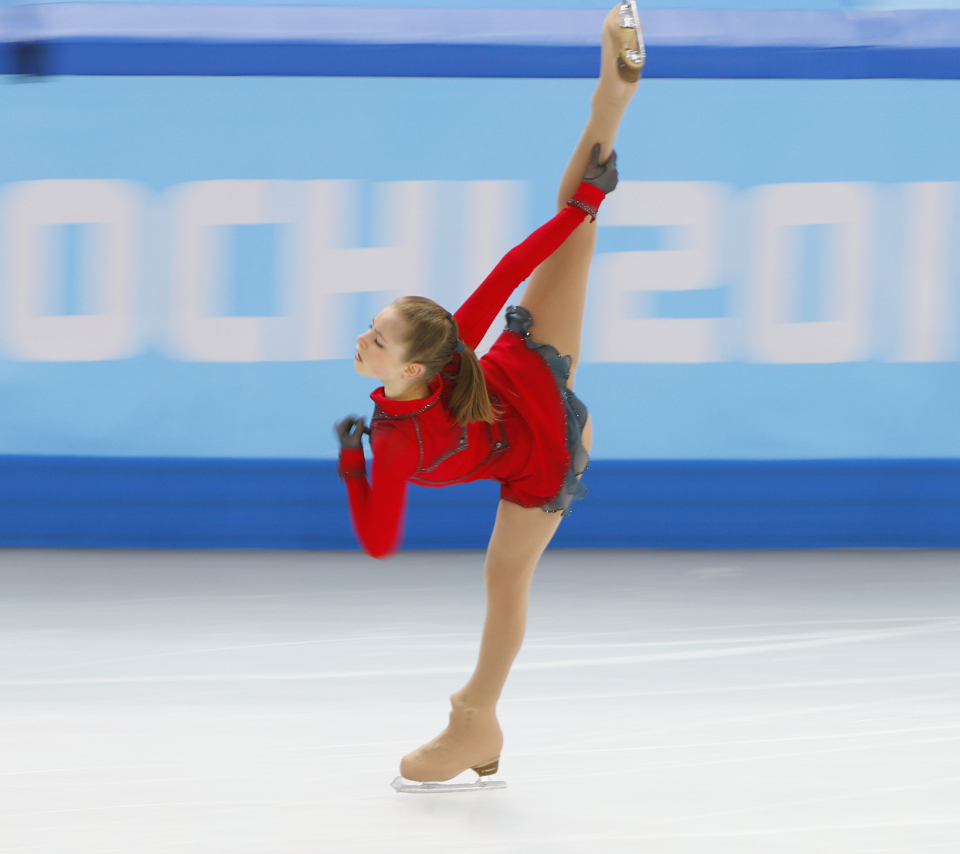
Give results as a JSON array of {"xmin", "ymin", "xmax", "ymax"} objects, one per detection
[
  {"xmin": 3, "ymin": 614, "xmax": 954, "ymax": 688},
  {"xmin": 0, "ymin": 548, "xmax": 959, "ymax": 852}
]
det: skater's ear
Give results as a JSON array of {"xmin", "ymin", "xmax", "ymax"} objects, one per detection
[{"xmin": 402, "ymin": 361, "xmax": 426, "ymax": 382}]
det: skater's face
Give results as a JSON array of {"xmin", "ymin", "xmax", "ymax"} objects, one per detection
[{"xmin": 354, "ymin": 303, "xmax": 425, "ymax": 387}]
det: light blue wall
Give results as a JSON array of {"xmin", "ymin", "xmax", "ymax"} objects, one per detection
[{"xmin": 1, "ymin": 75, "xmax": 958, "ymax": 459}]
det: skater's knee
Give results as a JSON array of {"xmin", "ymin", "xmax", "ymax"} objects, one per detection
[{"xmin": 484, "ymin": 558, "xmax": 536, "ymax": 596}]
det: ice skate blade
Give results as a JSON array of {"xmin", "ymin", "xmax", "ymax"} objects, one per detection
[
  {"xmin": 617, "ymin": 0, "xmax": 646, "ymax": 79},
  {"xmin": 391, "ymin": 775, "xmax": 507, "ymax": 794}
]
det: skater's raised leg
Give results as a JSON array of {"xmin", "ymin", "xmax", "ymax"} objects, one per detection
[{"xmin": 520, "ymin": 3, "xmax": 640, "ymax": 386}]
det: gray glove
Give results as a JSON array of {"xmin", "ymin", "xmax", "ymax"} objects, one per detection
[
  {"xmin": 582, "ymin": 143, "xmax": 618, "ymax": 195},
  {"xmin": 335, "ymin": 415, "xmax": 368, "ymax": 450}
]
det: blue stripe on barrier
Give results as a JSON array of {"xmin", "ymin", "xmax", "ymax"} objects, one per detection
[
  {"xmin": 1, "ymin": 456, "xmax": 959, "ymax": 550},
  {"xmin": 13, "ymin": 41, "xmax": 960, "ymax": 80},
  {"xmin": 41, "ymin": 40, "xmax": 602, "ymax": 78},
  {"xmin": 3, "ymin": 7, "xmax": 960, "ymax": 78}
]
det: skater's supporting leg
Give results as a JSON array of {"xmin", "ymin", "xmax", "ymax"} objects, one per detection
[
  {"xmin": 399, "ymin": 499, "xmax": 561, "ymax": 782},
  {"xmin": 399, "ymin": 406, "xmax": 593, "ymax": 784},
  {"xmin": 458, "ymin": 499, "xmax": 563, "ymax": 707},
  {"xmin": 452, "ymin": 414, "xmax": 592, "ymax": 705},
  {"xmin": 520, "ymin": 5, "xmax": 639, "ymax": 386}
]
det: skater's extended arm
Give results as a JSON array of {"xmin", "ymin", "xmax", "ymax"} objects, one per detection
[
  {"xmin": 339, "ymin": 427, "xmax": 416, "ymax": 559},
  {"xmin": 454, "ymin": 180, "xmax": 607, "ymax": 350}
]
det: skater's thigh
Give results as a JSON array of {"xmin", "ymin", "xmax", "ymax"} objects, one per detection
[
  {"xmin": 484, "ymin": 413, "xmax": 593, "ymax": 588},
  {"xmin": 483, "ymin": 500, "xmax": 562, "ymax": 589},
  {"xmin": 518, "ymin": 223, "xmax": 596, "ymax": 384}
]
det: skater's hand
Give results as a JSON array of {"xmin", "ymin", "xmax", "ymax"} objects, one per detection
[
  {"xmin": 335, "ymin": 415, "xmax": 369, "ymax": 450},
  {"xmin": 582, "ymin": 143, "xmax": 618, "ymax": 195}
]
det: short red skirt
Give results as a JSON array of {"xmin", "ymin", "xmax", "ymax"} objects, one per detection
[{"xmin": 480, "ymin": 306, "xmax": 589, "ymax": 515}]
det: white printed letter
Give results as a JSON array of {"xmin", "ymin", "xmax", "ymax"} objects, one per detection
[
  {"xmin": 297, "ymin": 181, "xmax": 433, "ymax": 360},
  {"xmin": 168, "ymin": 180, "xmax": 298, "ymax": 362},
  {"xmin": 895, "ymin": 182, "xmax": 955, "ymax": 362},
  {"xmin": 748, "ymin": 182, "xmax": 873, "ymax": 363},
  {"xmin": 0, "ymin": 180, "xmax": 140, "ymax": 361},
  {"xmin": 593, "ymin": 181, "xmax": 725, "ymax": 363}
]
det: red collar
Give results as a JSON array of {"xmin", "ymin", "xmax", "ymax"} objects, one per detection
[{"xmin": 370, "ymin": 375, "xmax": 443, "ymax": 417}]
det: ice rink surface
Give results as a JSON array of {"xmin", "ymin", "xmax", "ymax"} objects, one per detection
[{"xmin": 1, "ymin": 547, "xmax": 959, "ymax": 853}]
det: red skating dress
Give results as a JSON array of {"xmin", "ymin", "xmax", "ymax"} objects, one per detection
[{"xmin": 338, "ymin": 182, "xmax": 605, "ymax": 558}]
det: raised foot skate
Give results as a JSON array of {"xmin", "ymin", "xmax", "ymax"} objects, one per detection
[{"xmin": 616, "ymin": 0, "xmax": 645, "ymax": 83}]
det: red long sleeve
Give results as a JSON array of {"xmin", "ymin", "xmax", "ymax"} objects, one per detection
[
  {"xmin": 454, "ymin": 182, "xmax": 605, "ymax": 350},
  {"xmin": 339, "ymin": 426, "xmax": 417, "ymax": 559}
]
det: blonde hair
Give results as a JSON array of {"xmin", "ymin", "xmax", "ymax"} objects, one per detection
[{"xmin": 394, "ymin": 296, "xmax": 495, "ymax": 426}]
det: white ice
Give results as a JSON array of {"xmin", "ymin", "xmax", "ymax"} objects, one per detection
[{"xmin": 1, "ymin": 548, "xmax": 958, "ymax": 853}]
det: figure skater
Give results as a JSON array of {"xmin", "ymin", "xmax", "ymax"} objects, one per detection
[{"xmin": 336, "ymin": 3, "xmax": 644, "ymax": 790}]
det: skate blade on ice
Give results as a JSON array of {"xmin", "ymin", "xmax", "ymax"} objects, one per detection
[{"xmin": 391, "ymin": 775, "xmax": 507, "ymax": 793}]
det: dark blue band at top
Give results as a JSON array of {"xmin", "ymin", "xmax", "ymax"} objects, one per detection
[
  {"xmin": 6, "ymin": 40, "xmax": 960, "ymax": 79},
  {"xmin": 1, "ymin": 455, "xmax": 959, "ymax": 550},
  {"xmin": 3, "ymin": 7, "xmax": 960, "ymax": 78}
]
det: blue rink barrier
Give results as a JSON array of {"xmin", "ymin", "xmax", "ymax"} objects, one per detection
[
  {"xmin": 2, "ymin": 6, "xmax": 960, "ymax": 78},
  {"xmin": 1, "ymin": 456, "xmax": 959, "ymax": 550}
]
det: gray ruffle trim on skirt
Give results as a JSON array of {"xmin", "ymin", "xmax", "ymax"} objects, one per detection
[{"xmin": 504, "ymin": 305, "xmax": 589, "ymax": 516}]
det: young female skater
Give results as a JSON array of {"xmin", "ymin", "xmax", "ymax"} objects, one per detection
[{"xmin": 336, "ymin": 4, "xmax": 643, "ymax": 789}]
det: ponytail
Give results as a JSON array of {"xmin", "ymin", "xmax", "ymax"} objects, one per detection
[
  {"xmin": 394, "ymin": 296, "xmax": 496, "ymax": 426},
  {"xmin": 448, "ymin": 344, "xmax": 495, "ymax": 426}
]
